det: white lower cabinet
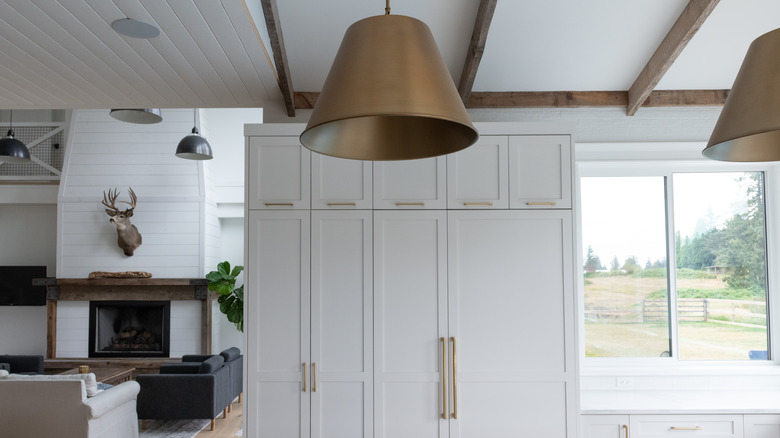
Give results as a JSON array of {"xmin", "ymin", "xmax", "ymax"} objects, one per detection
[
  {"xmin": 631, "ymin": 415, "xmax": 743, "ymax": 438},
  {"xmin": 246, "ymin": 210, "xmax": 372, "ymax": 437},
  {"xmin": 745, "ymin": 415, "xmax": 780, "ymax": 438},
  {"xmin": 373, "ymin": 210, "xmax": 576, "ymax": 438},
  {"xmin": 581, "ymin": 415, "xmax": 629, "ymax": 438},
  {"xmin": 583, "ymin": 415, "xmax": 750, "ymax": 438}
]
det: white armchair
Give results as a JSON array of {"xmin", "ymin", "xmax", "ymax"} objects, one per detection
[{"xmin": 0, "ymin": 378, "xmax": 140, "ymax": 438}]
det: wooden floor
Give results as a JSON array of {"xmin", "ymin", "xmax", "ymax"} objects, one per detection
[{"xmin": 195, "ymin": 400, "xmax": 243, "ymax": 438}]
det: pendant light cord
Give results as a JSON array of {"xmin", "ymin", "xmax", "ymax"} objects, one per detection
[{"xmin": 385, "ymin": 0, "xmax": 390, "ymax": 15}]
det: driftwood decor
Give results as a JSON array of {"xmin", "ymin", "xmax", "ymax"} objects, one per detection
[
  {"xmin": 102, "ymin": 187, "xmax": 143, "ymax": 256},
  {"xmin": 88, "ymin": 271, "xmax": 153, "ymax": 279}
]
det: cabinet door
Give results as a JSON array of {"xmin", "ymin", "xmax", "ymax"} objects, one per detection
[
  {"xmin": 630, "ymin": 415, "xmax": 743, "ymax": 438},
  {"xmin": 374, "ymin": 211, "xmax": 449, "ymax": 438},
  {"xmin": 248, "ymin": 136, "xmax": 311, "ymax": 209},
  {"xmin": 447, "ymin": 210, "xmax": 575, "ymax": 438},
  {"xmin": 373, "ymin": 157, "xmax": 446, "ymax": 209},
  {"xmin": 311, "ymin": 154, "xmax": 372, "ymax": 209},
  {"xmin": 508, "ymin": 135, "xmax": 572, "ymax": 209},
  {"xmin": 246, "ymin": 210, "xmax": 311, "ymax": 437},
  {"xmin": 447, "ymin": 136, "xmax": 508, "ymax": 209},
  {"xmin": 311, "ymin": 211, "xmax": 373, "ymax": 438},
  {"xmin": 745, "ymin": 415, "xmax": 780, "ymax": 438},
  {"xmin": 581, "ymin": 415, "xmax": 630, "ymax": 438}
]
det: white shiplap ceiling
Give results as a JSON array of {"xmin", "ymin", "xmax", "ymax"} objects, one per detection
[
  {"xmin": 0, "ymin": 0, "xmax": 279, "ymax": 109},
  {"xmin": 0, "ymin": 0, "xmax": 778, "ymax": 115}
]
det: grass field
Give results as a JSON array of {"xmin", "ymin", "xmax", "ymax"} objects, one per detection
[{"xmin": 584, "ymin": 273, "xmax": 768, "ymax": 360}]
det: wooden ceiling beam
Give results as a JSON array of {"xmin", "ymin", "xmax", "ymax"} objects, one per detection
[
  {"xmin": 458, "ymin": 0, "xmax": 498, "ymax": 103},
  {"xmin": 626, "ymin": 0, "xmax": 720, "ymax": 116},
  {"xmin": 261, "ymin": 0, "xmax": 296, "ymax": 117},
  {"xmin": 294, "ymin": 90, "xmax": 728, "ymax": 110}
]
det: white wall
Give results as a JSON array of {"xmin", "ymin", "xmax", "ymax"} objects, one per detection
[
  {"xmin": 58, "ymin": 109, "xmax": 209, "ymax": 278},
  {"xmin": 212, "ymin": 217, "xmax": 245, "ymax": 353},
  {"xmin": 202, "ymin": 108, "xmax": 262, "ymax": 205},
  {"xmin": 0, "ymin": 203, "xmax": 57, "ymax": 355},
  {"xmin": 263, "ymin": 106, "xmax": 722, "ymax": 144}
]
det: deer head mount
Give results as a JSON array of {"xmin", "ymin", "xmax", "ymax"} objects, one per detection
[{"xmin": 102, "ymin": 187, "xmax": 142, "ymax": 256}]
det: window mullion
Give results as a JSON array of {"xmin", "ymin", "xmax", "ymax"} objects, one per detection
[{"xmin": 665, "ymin": 171, "xmax": 681, "ymax": 361}]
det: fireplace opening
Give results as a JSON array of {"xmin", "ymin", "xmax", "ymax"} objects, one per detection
[{"xmin": 89, "ymin": 301, "xmax": 170, "ymax": 358}]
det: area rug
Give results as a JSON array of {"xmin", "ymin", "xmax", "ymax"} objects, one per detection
[{"xmin": 138, "ymin": 419, "xmax": 210, "ymax": 438}]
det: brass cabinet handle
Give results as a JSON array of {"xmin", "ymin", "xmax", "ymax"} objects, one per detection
[
  {"xmin": 450, "ymin": 337, "xmax": 458, "ymax": 419},
  {"xmin": 396, "ymin": 202, "xmax": 425, "ymax": 206},
  {"xmin": 302, "ymin": 362, "xmax": 307, "ymax": 392},
  {"xmin": 440, "ymin": 337, "xmax": 448, "ymax": 420},
  {"xmin": 311, "ymin": 363, "xmax": 317, "ymax": 392},
  {"xmin": 463, "ymin": 202, "xmax": 493, "ymax": 206},
  {"xmin": 623, "ymin": 424, "xmax": 629, "ymax": 438},
  {"xmin": 526, "ymin": 202, "xmax": 557, "ymax": 206},
  {"xmin": 265, "ymin": 203, "xmax": 294, "ymax": 207},
  {"xmin": 327, "ymin": 203, "xmax": 357, "ymax": 206},
  {"xmin": 670, "ymin": 426, "xmax": 702, "ymax": 431}
]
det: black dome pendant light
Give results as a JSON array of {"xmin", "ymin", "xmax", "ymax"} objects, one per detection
[
  {"xmin": 0, "ymin": 110, "xmax": 31, "ymax": 163},
  {"xmin": 176, "ymin": 109, "xmax": 213, "ymax": 160}
]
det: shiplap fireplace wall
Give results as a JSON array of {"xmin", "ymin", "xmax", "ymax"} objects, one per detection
[{"xmin": 54, "ymin": 109, "xmax": 219, "ymax": 358}]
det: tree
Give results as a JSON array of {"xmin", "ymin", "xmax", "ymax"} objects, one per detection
[
  {"xmin": 715, "ymin": 173, "xmax": 766, "ymax": 291},
  {"xmin": 584, "ymin": 245, "xmax": 604, "ymax": 272},
  {"xmin": 622, "ymin": 256, "xmax": 640, "ymax": 274},
  {"xmin": 610, "ymin": 256, "xmax": 620, "ymax": 271}
]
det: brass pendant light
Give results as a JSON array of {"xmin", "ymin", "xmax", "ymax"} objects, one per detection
[
  {"xmin": 704, "ymin": 28, "xmax": 780, "ymax": 161},
  {"xmin": 300, "ymin": 1, "xmax": 478, "ymax": 161}
]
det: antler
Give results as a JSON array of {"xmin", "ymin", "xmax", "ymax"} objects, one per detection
[
  {"xmin": 102, "ymin": 188, "xmax": 120, "ymax": 212},
  {"xmin": 122, "ymin": 187, "xmax": 138, "ymax": 210}
]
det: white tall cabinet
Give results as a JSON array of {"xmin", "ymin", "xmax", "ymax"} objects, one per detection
[{"xmin": 245, "ymin": 123, "xmax": 578, "ymax": 438}]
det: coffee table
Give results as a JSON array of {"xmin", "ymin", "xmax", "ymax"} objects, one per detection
[{"xmin": 58, "ymin": 367, "xmax": 135, "ymax": 385}]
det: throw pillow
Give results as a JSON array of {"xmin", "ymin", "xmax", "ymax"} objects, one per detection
[
  {"xmin": 198, "ymin": 355, "xmax": 225, "ymax": 374},
  {"xmin": 4, "ymin": 372, "xmax": 99, "ymax": 396},
  {"xmin": 0, "ymin": 369, "xmax": 8, "ymax": 377}
]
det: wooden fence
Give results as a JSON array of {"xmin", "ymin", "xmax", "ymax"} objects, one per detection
[{"xmin": 643, "ymin": 298, "xmax": 707, "ymax": 322}]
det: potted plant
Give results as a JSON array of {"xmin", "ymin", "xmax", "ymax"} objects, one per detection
[{"xmin": 206, "ymin": 261, "xmax": 244, "ymax": 332}]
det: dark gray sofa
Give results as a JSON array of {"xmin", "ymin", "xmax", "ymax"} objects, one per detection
[
  {"xmin": 0, "ymin": 355, "xmax": 44, "ymax": 374},
  {"xmin": 178, "ymin": 347, "xmax": 243, "ymax": 406},
  {"xmin": 136, "ymin": 355, "xmax": 232, "ymax": 431}
]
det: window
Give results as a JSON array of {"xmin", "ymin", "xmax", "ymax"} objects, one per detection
[{"xmin": 581, "ymin": 171, "xmax": 769, "ymax": 361}]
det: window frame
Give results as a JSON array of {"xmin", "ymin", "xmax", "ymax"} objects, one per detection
[{"xmin": 577, "ymin": 143, "xmax": 780, "ymax": 373}]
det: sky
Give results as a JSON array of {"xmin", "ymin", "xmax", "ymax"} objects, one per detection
[{"xmin": 580, "ymin": 172, "xmax": 754, "ymax": 268}]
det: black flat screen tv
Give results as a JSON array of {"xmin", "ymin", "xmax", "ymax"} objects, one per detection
[{"xmin": 0, "ymin": 266, "xmax": 47, "ymax": 306}]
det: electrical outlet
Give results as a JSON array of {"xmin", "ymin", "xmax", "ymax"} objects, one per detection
[{"xmin": 615, "ymin": 377, "xmax": 633, "ymax": 387}]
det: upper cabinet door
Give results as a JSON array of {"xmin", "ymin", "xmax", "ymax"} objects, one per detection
[
  {"xmin": 447, "ymin": 136, "xmax": 509, "ymax": 209},
  {"xmin": 311, "ymin": 154, "xmax": 372, "ymax": 209},
  {"xmin": 248, "ymin": 136, "xmax": 311, "ymax": 210},
  {"xmin": 373, "ymin": 157, "xmax": 446, "ymax": 209},
  {"xmin": 508, "ymin": 135, "xmax": 572, "ymax": 209}
]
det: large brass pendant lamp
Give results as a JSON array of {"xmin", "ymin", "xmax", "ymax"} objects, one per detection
[
  {"xmin": 704, "ymin": 28, "xmax": 780, "ymax": 161},
  {"xmin": 299, "ymin": 2, "xmax": 478, "ymax": 161}
]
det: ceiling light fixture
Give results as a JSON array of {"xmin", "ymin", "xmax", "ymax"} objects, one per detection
[
  {"xmin": 176, "ymin": 109, "xmax": 213, "ymax": 160},
  {"xmin": 0, "ymin": 110, "xmax": 31, "ymax": 163},
  {"xmin": 704, "ymin": 28, "xmax": 780, "ymax": 161},
  {"xmin": 109, "ymin": 109, "xmax": 162, "ymax": 124},
  {"xmin": 299, "ymin": 0, "xmax": 478, "ymax": 161},
  {"xmin": 111, "ymin": 18, "xmax": 160, "ymax": 39}
]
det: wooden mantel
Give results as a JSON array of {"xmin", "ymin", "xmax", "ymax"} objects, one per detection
[{"xmin": 39, "ymin": 278, "xmax": 212, "ymax": 359}]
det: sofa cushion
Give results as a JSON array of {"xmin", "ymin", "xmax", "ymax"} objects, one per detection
[
  {"xmin": 3, "ymin": 372, "xmax": 99, "ymax": 396},
  {"xmin": 198, "ymin": 355, "xmax": 224, "ymax": 374},
  {"xmin": 220, "ymin": 347, "xmax": 241, "ymax": 363}
]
